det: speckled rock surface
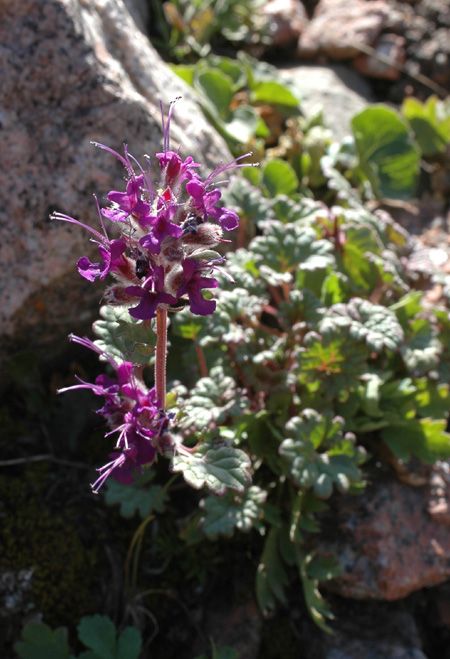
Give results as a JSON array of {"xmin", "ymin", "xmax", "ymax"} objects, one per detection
[
  {"xmin": 319, "ymin": 602, "xmax": 427, "ymax": 659},
  {"xmin": 0, "ymin": 0, "xmax": 231, "ymax": 359},
  {"xmin": 317, "ymin": 465, "xmax": 450, "ymax": 600},
  {"xmin": 280, "ymin": 64, "xmax": 374, "ymax": 141}
]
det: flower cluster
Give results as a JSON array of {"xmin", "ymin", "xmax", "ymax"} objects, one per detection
[
  {"xmin": 55, "ymin": 101, "xmax": 251, "ymax": 492},
  {"xmin": 53, "ymin": 101, "xmax": 251, "ymax": 321},
  {"xmin": 58, "ymin": 336, "xmax": 172, "ymax": 492}
]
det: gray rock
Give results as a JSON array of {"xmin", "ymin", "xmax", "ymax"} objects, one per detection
[
  {"xmin": 279, "ymin": 64, "xmax": 374, "ymax": 141},
  {"xmin": 315, "ymin": 465, "xmax": 450, "ymax": 601},
  {"xmin": 0, "ymin": 0, "xmax": 231, "ymax": 359},
  {"xmin": 123, "ymin": 0, "xmax": 149, "ymax": 32},
  {"xmin": 301, "ymin": 598, "xmax": 427, "ymax": 659}
]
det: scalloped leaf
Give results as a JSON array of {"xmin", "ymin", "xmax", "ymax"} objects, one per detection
[
  {"xmin": 251, "ymin": 222, "xmax": 334, "ymax": 284},
  {"xmin": 173, "ymin": 287, "xmax": 264, "ymax": 348},
  {"xmin": 319, "ymin": 297, "xmax": 404, "ymax": 352},
  {"xmin": 77, "ymin": 615, "xmax": 142, "ymax": 659},
  {"xmin": 178, "ymin": 365, "xmax": 249, "ymax": 431},
  {"xmin": 201, "ymin": 486, "xmax": 267, "ymax": 538},
  {"xmin": 15, "ymin": 622, "xmax": 72, "ymax": 659},
  {"xmin": 171, "ymin": 445, "xmax": 252, "ymax": 495},
  {"xmin": 104, "ymin": 472, "xmax": 168, "ymax": 519},
  {"xmin": 93, "ymin": 305, "xmax": 155, "ymax": 365},
  {"xmin": 222, "ymin": 176, "xmax": 275, "ymax": 226},
  {"xmin": 280, "ymin": 410, "xmax": 364, "ymax": 498},
  {"xmin": 401, "ymin": 318, "xmax": 441, "ymax": 376},
  {"xmin": 298, "ymin": 334, "xmax": 368, "ymax": 397}
]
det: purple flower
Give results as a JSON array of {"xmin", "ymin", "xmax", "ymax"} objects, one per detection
[
  {"xmin": 77, "ymin": 238, "xmax": 127, "ymax": 282},
  {"xmin": 102, "ymin": 175, "xmax": 151, "ymax": 223},
  {"xmin": 125, "ymin": 266, "xmax": 177, "ymax": 320},
  {"xmin": 94, "ymin": 432, "xmax": 157, "ymax": 490},
  {"xmin": 139, "ymin": 206, "xmax": 183, "ymax": 255},
  {"xmin": 58, "ymin": 336, "xmax": 168, "ymax": 492},
  {"xmin": 156, "ymin": 151, "xmax": 200, "ymax": 186},
  {"xmin": 177, "ymin": 258, "xmax": 218, "ymax": 316},
  {"xmin": 186, "ymin": 179, "xmax": 239, "ymax": 231}
]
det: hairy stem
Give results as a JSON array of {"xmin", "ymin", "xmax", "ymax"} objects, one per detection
[
  {"xmin": 195, "ymin": 343, "xmax": 208, "ymax": 378},
  {"xmin": 155, "ymin": 306, "xmax": 168, "ymax": 410}
]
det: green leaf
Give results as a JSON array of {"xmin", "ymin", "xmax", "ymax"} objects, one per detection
[
  {"xmin": 339, "ymin": 225, "xmax": 381, "ymax": 292},
  {"xmin": 401, "ymin": 318, "xmax": 441, "ymax": 375},
  {"xmin": 194, "ymin": 69, "xmax": 234, "ymax": 119},
  {"xmin": 280, "ymin": 410, "xmax": 364, "ymax": 498},
  {"xmin": 261, "ymin": 159, "xmax": 299, "ymax": 197},
  {"xmin": 224, "ymin": 105, "xmax": 259, "ymax": 143},
  {"xmin": 201, "ymin": 486, "xmax": 267, "ymax": 538},
  {"xmin": 251, "ymin": 81, "xmax": 300, "ymax": 108},
  {"xmin": 15, "ymin": 623, "xmax": 71, "ymax": 659},
  {"xmin": 222, "ymin": 177, "xmax": 274, "ymax": 226},
  {"xmin": 104, "ymin": 472, "xmax": 168, "ymax": 519},
  {"xmin": 415, "ymin": 379, "xmax": 450, "ymax": 418},
  {"xmin": 77, "ymin": 616, "xmax": 116, "ymax": 659},
  {"xmin": 352, "ymin": 105, "xmax": 420, "ymax": 200},
  {"xmin": 93, "ymin": 305, "xmax": 155, "ymax": 365},
  {"xmin": 251, "ymin": 222, "xmax": 334, "ymax": 284},
  {"xmin": 179, "ymin": 365, "xmax": 248, "ymax": 430},
  {"xmin": 298, "ymin": 553, "xmax": 335, "ymax": 633},
  {"xmin": 319, "ymin": 297, "xmax": 404, "ymax": 352},
  {"xmin": 321, "ymin": 272, "xmax": 348, "ymax": 305},
  {"xmin": 298, "ymin": 334, "xmax": 368, "ymax": 398},
  {"xmin": 171, "ymin": 445, "xmax": 252, "ymax": 495},
  {"xmin": 171, "ymin": 64, "xmax": 195, "ymax": 86},
  {"xmin": 207, "ymin": 55, "xmax": 248, "ymax": 88},
  {"xmin": 402, "ymin": 96, "xmax": 450, "ymax": 157},
  {"xmin": 116, "ymin": 627, "xmax": 142, "ymax": 659},
  {"xmin": 382, "ymin": 418, "xmax": 450, "ymax": 464},
  {"xmin": 256, "ymin": 527, "xmax": 289, "ymax": 612}
]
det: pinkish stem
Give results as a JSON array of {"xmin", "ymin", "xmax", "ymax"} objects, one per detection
[{"xmin": 155, "ymin": 306, "xmax": 168, "ymax": 410}]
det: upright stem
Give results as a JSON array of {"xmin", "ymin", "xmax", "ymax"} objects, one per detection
[{"xmin": 155, "ymin": 306, "xmax": 168, "ymax": 410}]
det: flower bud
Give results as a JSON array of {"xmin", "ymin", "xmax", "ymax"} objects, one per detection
[{"xmin": 182, "ymin": 222, "xmax": 222, "ymax": 249}]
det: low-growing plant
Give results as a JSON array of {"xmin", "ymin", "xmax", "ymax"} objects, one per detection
[
  {"xmin": 173, "ymin": 56, "xmax": 450, "ymax": 208},
  {"xmin": 15, "ymin": 615, "xmax": 142, "ymax": 659},
  {"xmin": 151, "ymin": 0, "xmax": 270, "ymax": 61},
  {"xmin": 52, "ymin": 88, "xmax": 450, "ymax": 640},
  {"xmin": 165, "ymin": 172, "xmax": 450, "ymax": 628}
]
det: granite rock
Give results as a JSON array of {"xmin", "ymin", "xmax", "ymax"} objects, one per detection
[
  {"xmin": 0, "ymin": 0, "xmax": 231, "ymax": 359},
  {"xmin": 317, "ymin": 465, "xmax": 450, "ymax": 600},
  {"xmin": 280, "ymin": 64, "xmax": 374, "ymax": 140},
  {"xmin": 320, "ymin": 602, "xmax": 427, "ymax": 659}
]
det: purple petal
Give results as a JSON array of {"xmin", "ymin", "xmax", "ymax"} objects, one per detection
[
  {"xmin": 218, "ymin": 208, "xmax": 239, "ymax": 231},
  {"xmin": 189, "ymin": 291, "xmax": 217, "ymax": 316}
]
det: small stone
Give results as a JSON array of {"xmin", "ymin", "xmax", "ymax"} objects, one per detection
[
  {"xmin": 262, "ymin": 0, "xmax": 308, "ymax": 48},
  {"xmin": 353, "ymin": 33, "xmax": 406, "ymax": 80},
  {"xmin": 298, "ymin": 0, "xmax": 390, "ymax": 60}
]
